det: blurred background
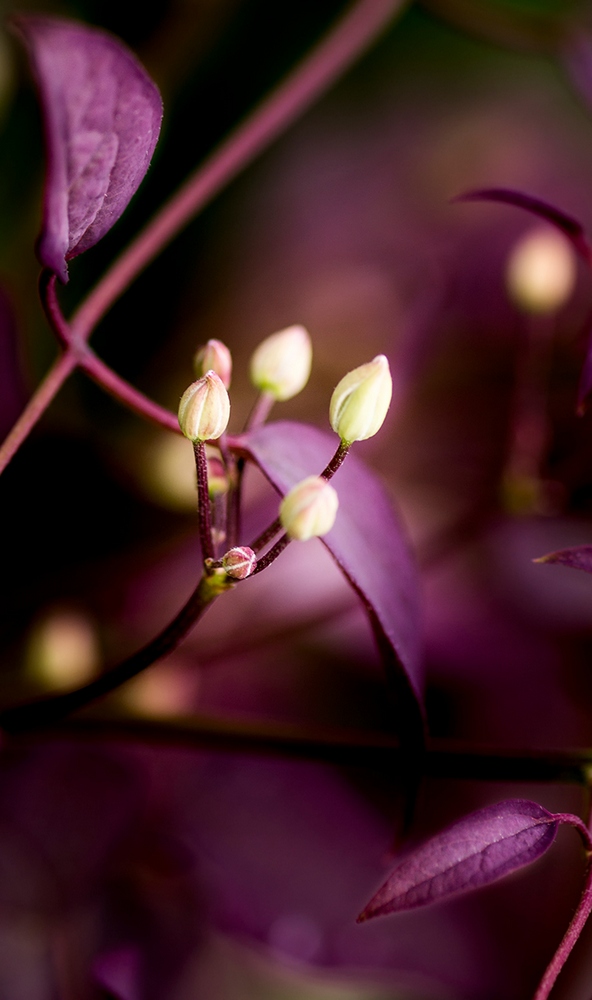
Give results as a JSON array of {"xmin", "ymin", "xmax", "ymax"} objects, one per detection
[{"xmin": 3, "ymin": 0, "xmax": 592, "ymax": 997}]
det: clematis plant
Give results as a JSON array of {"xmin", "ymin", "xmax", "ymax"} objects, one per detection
[{"xmin": 6, "ymin": 4, "xmax": 592, "ymax": 1000}]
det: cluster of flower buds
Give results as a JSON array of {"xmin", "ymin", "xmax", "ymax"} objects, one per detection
[{"xmin": 178, "ymin": 324, "xmax": 393, "ymax": 583}]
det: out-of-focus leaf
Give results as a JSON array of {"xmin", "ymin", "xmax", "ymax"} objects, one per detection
[
  {"xmin": 456, "ymin": 188, "xmax": 592, "ymax": 264},
  {"xmin": 534, "ymin": 544, "xmax": 592, "ymax": 573},
  {"xmin": 234, "ymin": 421, "xmax": 424, "ymax": 731},
  {"xmin": 12, "ymin": 16, "xmax": 163, "ymax": 282},
  {"xmin": 358, "ymin": 800, "xmax": 558, "ymax": 921}
]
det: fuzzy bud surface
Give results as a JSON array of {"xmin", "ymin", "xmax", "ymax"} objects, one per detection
[
  {"xmin": 330, "ymin": 355, "xmax": 392, "ymax": 444},
  {"xmin": 222, "ymin": 546, "xmax": 257, "ymax": 579},
  {"xmin": 193, "ymin": 339, "xmax": 232, "ymax": 388},
  {"xmin": 178, "ymin": 371, "xmax": 230, "ymax": 442},
  {"xmin": 250, "ymin": 324, "xmax": 312, "ymax": 401},
  {"xmin": 279, "ymin": 476, "xmax": 339, "ymax": 541}
]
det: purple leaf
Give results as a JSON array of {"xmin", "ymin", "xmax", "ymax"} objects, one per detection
[
  {"xmin": 12, "ymin": 16, "xmax": 163, "ymax": 283},
  {"xmin": 358, "ymin": 799, "xmax": 559, "ymax": 921},
  {"xmin": 234, "ymin": 421, "xmax": 424, "ymax": 729},
  {"xmin": 534, "ymin": 545, "xmax": 592, "ymax": 574},
  {"xmin": 455, "ymin": 188, "xmax": 592, "ymax": 265}
]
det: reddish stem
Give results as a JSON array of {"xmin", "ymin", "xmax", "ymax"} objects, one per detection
[
  {"xmin": 70, "ymin": 0, "xmax": 406, "ymax": 342},
  {"xmin": 533, "ymin": 815, "xmax": 592, "ymax": 1000}
]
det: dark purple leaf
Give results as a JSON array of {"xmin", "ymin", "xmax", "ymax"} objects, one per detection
[
  {"xmin": 12, "ymin": 16, "xmax": 163, "ymax": 283},
  {"xmin": 535, "ymin": 545, "xmax": 592, "ymax": 574},
  {"xmin": 358, "ymin": 799, "xmax": 558, "ymax": 921},
  {"xmin": 455, "ymin": 188, "xmax": 592, "ymax": 265},
  {"xmin": 234, "ymin": 421, "xmax": 424, "ymax": 729}
]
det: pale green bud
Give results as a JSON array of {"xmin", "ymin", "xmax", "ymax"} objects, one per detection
[
  {"xmin": 193, "ymin": 339, "xmax": 232, "ymax": 388},
  {"xmin": 178, "ymin": 371, "xmax": 230, "ymax": 442},
  {"xmin": 250, "ymin": 324, "xmax": 312, "ymax": 401},
  {"xmin": 329, "ymin": 355, "xmax": 392, "ymax": 444},
  {"xmin": 222, "ymin": 546, "xmax": 257, "ymax": 580},
  {"xmin": 279, "ymin": 475, "xmax": 339, "ymax": 541}
]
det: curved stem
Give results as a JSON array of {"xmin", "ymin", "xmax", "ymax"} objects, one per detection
[
  {"xmin": 78, "ymin": 350, "xmax": 180, "ymax": 431},
  {"xmin": 322, "ymin": 441, "xmax": 350, "ymax": 480},
  {"xmin": 0, "ymin": 350, "xmax": 78, "ymax": 475},
  {"xmin": 70, "ymin": 0, "xmax": 407, "ymax": 341},
  {"xmin": 534, "ymin": 850, "xmax": 592, "ymax": 1000},
  {"xmin": 0, "ymin": 573, "xmax": 220, "ymax": 736}
]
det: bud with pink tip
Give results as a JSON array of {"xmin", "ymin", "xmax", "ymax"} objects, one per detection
[
  {"xmin": 279, "ymin": 476, "xmax": 339, "ymax": 541},
  {"xmin": 178, "ymin": 371, "xmax": 230, "ymax": 442},
  {"xmin": 193, "ymin": 339, "xmax": 232, "ymax": 388},
  {"xmin": 222, "ymin": 546, "xmax": 257, "ymax": 579}
]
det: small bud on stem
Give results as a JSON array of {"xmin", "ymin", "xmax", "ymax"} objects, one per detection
[
  {"xmin": 279, "ymin": 475, "xmax": 339, "ymax": 541},
  {"xmin": 222, "ymin": 546, "xmax": 257, "ymax": 580},
  {"xmin": 250, "ymin": 324, "xmax": 312, "ymax": 401},
  {"xmin": 330, "ymin": 355, "xmax": 392, "ymax": 445},
  {"xmin": 178, "ymin": 371, "xmax": 230, "ymax": 442},
  {"xmin": 194, "ymin": 339, "xmax": 232, "ymax": 388}
]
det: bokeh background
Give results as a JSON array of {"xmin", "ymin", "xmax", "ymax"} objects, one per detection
[{"xmin": 3, "ymin": 1, "xmax": 592, "ymax": 997}]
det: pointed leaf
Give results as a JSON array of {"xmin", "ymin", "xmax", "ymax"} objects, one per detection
[
  {"xmin": 535, "ymin": 545, "xmax": 592, "ymax": 574},
  {"xmin": 455, "ymin": 188, "xmax": 592, "ymax": 265},
  {"xmin": 234, "ymin": 421, "xmax": 424, "ymax": 724},
  {"xmin": 13, "ymin": 16, "xmax": 163, "ymax": 282},
  {"xmin": 359, "ymin": 799, "xmax": 558, "ymax": 921}
]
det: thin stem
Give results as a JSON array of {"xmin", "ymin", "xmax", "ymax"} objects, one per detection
[
  {"xmin": 79, "ymin": 350, "xmax": 179, "ymax": 431},
  {"xmin": 10, "ymin": 715, "xmax": 592, "ymax": 783},
  {"xmin": 0, "ymin": 573, "xmax": 219, "ymax": 736},
  {"xmin": 70, "ymin": 0, "xmax": 407, "ymax": 341},
  {"xmin": 534, "ymin": 850, "xmax": 592, "ymax": 1000},
  {"xmin": 0, "ymin": 350, "xmax": 78, "ymax": 475},
  {"xmin": 193, "ymin": 441, "xmax": 216, "ymax": 562},
  {"xmin": 321, "ymin": 441, "xmax": 350, "ymax": 480},
  {"xmin": 249, "ymin": 516, "xmax": 282, "ymax": 554},
  {"xmin": 251, "ymin": 532, "xmax": 291, "ymax": 573},
  {"xmin": 39, "ymin": 270, "xmax": 72, "ymax": 350}
]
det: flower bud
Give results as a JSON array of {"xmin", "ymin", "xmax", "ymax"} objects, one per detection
[
  {"xmin": 250, "ymin": 324, "xmax": 312, "ymax": 401},
  {"xmin": 193, "ymin": 339, "xmax": 232, "ymax": 388},
  {"xmin": 506, "ymin": 227, "xmax": 576, "ymax": 314},
  {"xmin": 222, "ymin": 546, "xmax": 257, "ymax": 580},
  {"xmin": 329, "ymin": 355, "xmax": 392, "ymax": 444},
  {"xmin": 178, "ymin": 371, "xmax": 230, "ymax": 442},
  {"xmin": 279, "ymin": 476, "xmax": 339, "ymax": 541}
]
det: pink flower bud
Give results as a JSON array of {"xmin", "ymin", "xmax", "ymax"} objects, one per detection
[
  {"xmin": 193, "ymin": 339, "xmax": 232, "ymax": 388},
  {"xmin": 222, "ymin": 546, "xmax": 257, "ymax": 580},
  {"xmin": 279, "ymin": 475, "xmax": 339, "ymax": 541}
]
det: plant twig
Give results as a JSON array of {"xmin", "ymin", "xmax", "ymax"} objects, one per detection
[
  {"xmin": 0, "ymin": 573, "xmax": 221, "ymax": 736},
  {"xmin": 70, "ymin": 0, "xmax": 408, "ymax": 342}
]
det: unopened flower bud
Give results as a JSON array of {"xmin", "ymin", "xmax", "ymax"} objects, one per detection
[
  {"xmin": 178, "ymin": 371, "xmax": 230, "ymax": 442},
  {"xmin": 250, "ymin": 324, "xmax": 312, "ymax": 401},
  {"xmin": 330, "ymin": 355, "xmax": 392, "ymax": 444},
  {"xmin": 193, "ymin": 339, "xmax": 232, "ymax": 388},
  {"xmin": 506, "ymin": 227, "xmax": 577, "ymax": 314},
  {"xmin": 279, "ymin": 476, "xmax": 339, "ymax": 541},
  {"xmin": 222, "ymin": 546, "xmax": 257, "ymax": 579}
]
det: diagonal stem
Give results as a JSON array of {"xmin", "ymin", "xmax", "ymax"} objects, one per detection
[
  {"xmin": 0, "ymin": 573, "xmax": 220, "ymax": 736},
  {"xmin": 0, "ymin": 350, "xmax": 78, "ymax": 475},
  {"xmin": 70, "ymin": 0, "xmax": 408, "ymax": 341}
]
